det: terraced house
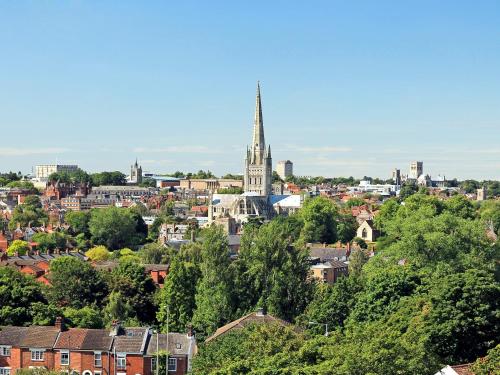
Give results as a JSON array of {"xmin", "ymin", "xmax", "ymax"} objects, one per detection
[{"xmin": 0, "ymin": 318, "xmax": 196, "ymax": 375}]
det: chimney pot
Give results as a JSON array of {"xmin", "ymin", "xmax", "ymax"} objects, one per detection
[{"xmin": 256, "ymin": 307, "xmax": 266, "ymax": 316}]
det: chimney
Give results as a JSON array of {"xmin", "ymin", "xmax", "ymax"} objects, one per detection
[
  {"xmin": 55, "ymin": 316, "xmax": 66, "ymax": 331},
  {"xmin": 109, "ymin": 320, "xmax": 121, "ymax": 336},
  {"xmin": 186, "ymin": 324, "xmax": 194, "ymax": 338},
  {"xmin": 256, "ymin": 307, "xmax": 266, "ymax": 317}
]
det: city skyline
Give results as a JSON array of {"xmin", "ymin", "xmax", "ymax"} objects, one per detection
[{"xmin": 1, "ymin": 1, "xmax": 499, "ymax": 180}]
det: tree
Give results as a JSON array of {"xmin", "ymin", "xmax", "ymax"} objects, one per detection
[
  {"xmin": 63, "ymin": 306, "xmax": 104, "ymax": 328},
  {"xmin": 85, "ymin": 245, "xmax": 111, "ymax": 261},
  {"xmin": 89, "ymin": 207, "xmax": 140, "ymax": 250},
  {"xmin": 336, "ymin": 214, "xmax": 357, "ymax": 243},
  {"xmin": 272, "ymin": 170, "xmax": 283, "ymax": 183},
  {"xmin": 7, "ymin": 239, "xmax": 30, "ymax": 255},
  {"xmin": 399, "ymin": 183, "xmax": 418, "ymax": 200},
  {"xmin": 345, "ymin": 197, "xmax": 365, "ymax": 208},
  {"xmin": 298, "ymin": 196, "xmax": 338, "ymax": 244},
  {"xmin": 47, "ymin": 257, "xmax": 108, "ymax": 308},
  {"xmin": 8, "ymin": 195, "xmax": 47, "ymax": 230},
  {"xmin": 104, "ymin": 291, "xmax": 133, "ymax": 324},
  {"xmin": 107, "ymin": 259, "xmax": 157, "ymax": 324},
  {"xmin": 0, "ymin": 267, "xmax": 47, "ymax": 325},
  {"xmin": 91, "ymin": 171, "xmax": 127, "ymax": 186},
  {"xmin": 157, "ymin": 257, "xmax": 200, "ymax": 332},
  {"xmin": 139, "ymin": 242, "xmax": 170, "ymax": 264},
  {"xmin": 31, "ymin": 232, "xmax": 68, "ymax": 253},
  {"xmin": 301, "ymin": 277, "xmax": 361, "ymax": 333},
  {"xmin": 424, "ymin": 269, "xmax": 500, "ymax": 363},
  {"xmin": 352, "ymin": 236, "xmax": 367, "ymax": 249},
  {"xmin": 470, "ymin": 344, "xmax": 500, "ymax": 375},
  {"xmin": 65, "ymin": 211, "xmax": 91, "ymax": 236},
  {"xmin": 235, "ymin": 218, "xmax": 314, "ymax": 321},
  {"xmin": 191, "ymin": 225, "xmax": 235, "ymax": 339},
  {"xmin": 348, "ymin": 249, "xmax": 369, "ymax": 278}
]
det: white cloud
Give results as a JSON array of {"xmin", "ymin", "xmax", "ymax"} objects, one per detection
[{"xmin": 0, "ymin": 147, "xmax": 69, "ymax": 156}]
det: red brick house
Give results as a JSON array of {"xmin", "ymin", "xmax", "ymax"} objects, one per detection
[{"xmin": 0, "ymin": 319, "xmax": 197, "ymax": 375}]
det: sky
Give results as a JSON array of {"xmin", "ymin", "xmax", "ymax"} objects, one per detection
[{"xmin": 0, "ymin": 1, "xmax": 499, "ymax": 180}]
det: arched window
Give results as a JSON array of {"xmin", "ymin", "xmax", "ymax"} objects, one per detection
[{"xmin": 362, "ymin": 228, "xmax": 368, "ymax": 239}]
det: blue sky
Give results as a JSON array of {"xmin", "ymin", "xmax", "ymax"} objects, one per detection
[{"xmin": 0, "ymin": 1, "xmax": 499, "ymax": 180}]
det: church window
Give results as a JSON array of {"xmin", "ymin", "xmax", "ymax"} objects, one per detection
[{"xmin": 362, "ymin": 228, "xmax": 368, "ymax": 239}]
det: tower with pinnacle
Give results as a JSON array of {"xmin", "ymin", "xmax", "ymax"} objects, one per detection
[
  {"xmin": 244, "ymin": 82, "xmax": 272, "ymax": 196},
  {"xmin": 130, "ymin": 158, "xmax": 143, "ymax": 184}
]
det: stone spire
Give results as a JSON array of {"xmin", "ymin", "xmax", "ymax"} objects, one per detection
[{"xmin": 252, "ymin": 81, "xmax": 265, "ymax": 156}]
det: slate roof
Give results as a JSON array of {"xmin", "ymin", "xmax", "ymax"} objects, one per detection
[
  {"xmin": 112, "ymin": 328, "xmax": 149, "ymax": 354},
  {"xmin": 309, "ymin": 247, "xmax": 348, "ymax": 262},
  {"xmin": 146, "ymin": 333, "xmax": 193, "ymax": 356},
  {"xmin": 0, "ymin": 326, "xmax": 60, "ymax": 348}
]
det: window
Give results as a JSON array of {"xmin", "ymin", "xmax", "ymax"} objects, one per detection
[
  {"xmin": 94, "ymin": 352, "xmax": 102, "ymax": 367},
  {"xmin": 0, "ymin": 368, "xmax": 11, "ymax": 375},
  {"xmin": 167, "ymin": 358, "xmax": 177, "ymax": 372},
  {"xmin": 361, "ymin": 228, "xmax": 368, "ymax": 239},
  {"xmin": 94, "ymin": 371, "xmax": 101, "ymax": 375},
  {"xmin": 117, "ymin": 353, "xmax": 126, "ymax": 369},
  {"xmin": 60, "ymin": 351, "xmax": 70, "ymax": 366},
  {"xmin": 151, "ymin": 358, "xmax": 157, "ymax": 371},
  {"xmin": 0, "ymin": 346, "xmax": 11, "ymax": 356},
  {"xmin": 30, "ymin": 349, "xmax": 45, "ymax": 361},
  {"xmin": 175, "ymin": 343, "xmax": 182, "ymax": 349}
]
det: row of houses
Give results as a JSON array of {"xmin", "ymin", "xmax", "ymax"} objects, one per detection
[{"xmin": 0, "ymin": 318, "xmax": 196, "ymax": 375}]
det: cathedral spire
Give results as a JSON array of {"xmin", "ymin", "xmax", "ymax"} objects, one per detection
[{"xmin": 252, "ymin": 81, "xmax": 265, "ymax": 151}]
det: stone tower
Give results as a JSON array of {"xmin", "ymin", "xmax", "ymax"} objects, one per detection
[
  {"xmin": 244, "ymin": 82, "xmax": 272, "ymax": 196},
  {"xmin": 130, "ymin": 158, "xmax": 143, "ymax": 184}
]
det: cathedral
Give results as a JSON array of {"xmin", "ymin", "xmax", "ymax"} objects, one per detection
[{"xmin": 208, "ymin": 83, "xmax": 302, "ymax": 225}]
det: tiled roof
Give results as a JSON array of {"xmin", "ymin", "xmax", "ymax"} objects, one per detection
[
  {"xmin": 54, "ymin": 328, "xmax": 87, "ymax": 349},
  {"xmin": 450, "ymin": 364, "xmax": 474, "ymax": 375},
  {"xmin": 112, "ymin": 328, "xmax": 149, "ymax": 354},
  {"xmin": 146, "ymin": 333, "xmax": 192, "ymax": 356},
  {"xmin": 0, "ymin": 326, "xmax": 60, "ymax": 348},
  {"xmin": 309, "ymin": 247, "xmax": 348, "ymax": 261},
  {"xmin": 205, "ymin": 312, "xmax": 289, "ymax": 343},
  {"xmin": 0, "ymin": 326, "xmax": 28, "ymax": 347},
  {"xmin": 82, "ymin": 329, "xmax": 113, "ymax": 351}
]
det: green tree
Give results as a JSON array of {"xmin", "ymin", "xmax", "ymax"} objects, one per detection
[
  {"xmin": 63, "ymin": 306, "xmax": 104, "ymax": 328},
  {"xmin": 299, "ymin": 196, "xmax": 338, "ymax": 244},
  {"xmin": 90, "ymin": 171, "xmax": 126, "ymax": 186},
  {"xmin": 7, "ymin": 239, "xmax": 30, "ymax": 255},
  {"xmin": 8, "ymin": 195, "xmax": 47, "ymax": 230},
  {"xmin": 31, "ymin": 232, "xmax": 68, "ymax": 253},
  {"xmin": 47, "ymin": 257, "xmax": 108, "ymax": 308},
  {"xmin": 336, "ymin": 213, "xmax": 358, "ymax": 243},
  {"xmin": 85, "ymin": 245, "xmax": 111, "ymax": 261},
  {"xmin": 139, "ymin": 242, "xmax": 170, "ymax": 264},
  {"xmin": 235, "ymin": 218, "xmax": 314, "ymax": 321},
  {"xmin": 425, "ymin": 269, "xmax": 500, "ymax": 363},
  {"xmin": 470, "ymin": 344, "xmax": 500, "ymax": 375},
  {"xmin": 348, "ymin": 249, "xmax": 369, "ymax": 278},
  {"xmin": 345, "ymin": 197, "xmax": 365, "ymax": 208},
  {"xmin": 65, "ymin": 210, "xmax": 91, "ymax": 236},
  {"xmin": 89, "ymin": 207, "xmax": 139, "ymax": 249},
  {"xmin": 191, "ymin": 225, "xmax": 234, "ymax": 339},
  {"xmin": 157, "ymin": 257, "xmax": 200, "ymax": 332},
  {"xmin": 0, "ymin": 267, "xmax": 47, "ymax": 325},
  {"xmin": 107, "ymin": 259, "xmax": 157, "ymax": 324},
  {"xmin": 104, "ymin": 291, "xmax": 133, "ymax": 323}
]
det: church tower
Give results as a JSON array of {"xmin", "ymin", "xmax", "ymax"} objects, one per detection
[
  {"xmin": 130, "ymin": 158, "xmax": 143, "ymax": 184},
  {"xmin": 244, "ymin": 82, "xmax": 272, "ymax": 196}
]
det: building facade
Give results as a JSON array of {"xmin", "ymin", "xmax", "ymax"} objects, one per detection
[
  {"xmin": 409, "ymin": 161, "xmax": 423, "ymax": 179},
  {"xmin": 130, "ymin": 159, "xmax": 143, "ymax": 185},
  {"xmin": 276, "ymin": 160, "xmax": 293, "ymax": 180},
  {"xmin": 35, "ymin": 165, "xmax": 79, "ymax": 180}
]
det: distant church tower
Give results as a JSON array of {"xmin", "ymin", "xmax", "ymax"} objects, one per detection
[
  {"xmin": 130, "ymin": 158, "xmax": 143, "ymax": 184},
  {"xmin": 244, "ymin": 82, "xmax": 272, "ymax": 196}
]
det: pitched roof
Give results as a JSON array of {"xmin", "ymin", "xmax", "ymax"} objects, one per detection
[
  {"xmin": 53, "ymin": 328, "xmax": 87, "ymax": 349},
  {"xmin": 309, "ymin": 247, "xmax": 348, "ymax": 262},
  {"xmin": 0, "ymin": 326, "xmax": 60, "ymax": 348},
  {"xmin": 205, "ymin": 311, "xmax": 289, "ymax": 343},
  {"xmin": 146, "ymin": 333, "xmax": 193, "ymax": 356},
  {"xmin": 112, "ymin": 328, "xmax": 149, "ymax": 354}
]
